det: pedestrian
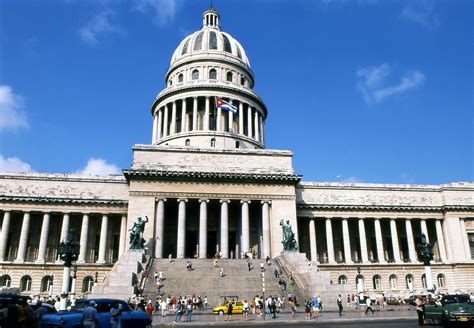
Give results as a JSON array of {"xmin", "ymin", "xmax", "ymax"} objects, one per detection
[
  {"xmin": 204, "ymin": 296, "xmax": 208, "ymax": 310},
  {"xmin": 154, "ymin": 271, "xmax": 158, "ymax": 283},
  {"xmin": 146, "ymin": 300, "xmax": 154, "ymax": 321},
  {"xmin": 185, "ymin": 300, "xmax": 193, "ymax": 322},
  {"xmin": 110, "ymin": 303, "xmax": 122, "ymax": 328},
  {"xmin": 81, "ymin": 301, "xmax": 99, "ymax": 328},
  {"xmin": 415, "ymin": 296, "xmax": 425, "ymax": 326},
  {"xmin": 225, "ymin": 302, "xmax": 233, "ymax": 321},
  {"xmin": 243, "ymin": 300, "xmax": 249, "ymax": 320},
  {"xmin": 161, "ymin": 299, "xmax": 167, "ymax": 317},
  {"xmin": 219, "ymin": 267, "xmax": 224, "ymax": 278},
  {"xmin": 312, "ymin": 295, "xmax": 319, "ymax": 318},
  {"xmin": 318, "ymin": 295, "xmax": 322, "ymax": 311},
  {"xmin": 271, "ymin": 297, "xmax": 277, "ymax": 319},
  {"xmin": 290, "ymin": 297, "xmax": 297, "ymax": 318},
  {"xmin": 173, "ymin": 303, "xmax": 183, "ymax": 323},
  {"xmin": 347, "ymin": 294, "xmax": 351, "ymax": 307},
  {"xmin": 260, "ymin": 261, "xmax": 265, "ymax": 272},
  {"xmin": 247, "ymin": 259, "xmax": 253, "ymax": 271},
  {"xmin": 337, "ymin": 294, "xmax": 343, "ymax": 316},
  {"xmin": 304, "ymin": 298, "xmax": 311, "ymax": 319},
  {"xmin": 365, "ymin": 297, "xmax": 374, "ymax": 314}
]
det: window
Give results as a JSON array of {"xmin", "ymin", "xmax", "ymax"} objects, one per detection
[
  {"xmin": 373, "ymin": 275, "xmax": 381, "ymax": 290},
  {"xmin": 193, "ymin": 32, "xmax": 203, "ymax": 51},
  {"xmin": 235, "ymin": 141, "xmax": 240, "ymax": 148},
  {"xmin": 169, "ymin": 79, "xmax": 173, "ymax": 86},
  {"xmin": 437, "ymin": 274, "xmax": 446, "ymax": 288},
  {"xmin": 0, "ymin": 275, "xmax": 11, "ymax": 288},
  {"xmin": 192, "ymin": 70, "xmax": 199, "ymax": 80},
  {"xmin": 209, "ymin": 69, "xmax": 217, "ymax": 80},
  {"xmin": 241, "ymin": 77, "xmax": 246, "ymax": 86},
  {"xmin": 338, "ymin": 275, "xmax": 347, "ymax": 285},
  {"xmin": 211, "ymin": 138, "xmax": 216, "ymax": 147},
  {"xmin": 83, "ymin": 276, "xmax": 94, "ymax": 293},
  {"xmin": 469, "ymin": 233, "xmax": 474, "ymax": 259},
  {"xmin": 222, "ymin": 34, "xmax": 232, "ymax": 53},
  {"xmin": 389, "ymin": 274, "xmax": 398, "ymax": 289},
  {"xmin": 226, "ymin": 72, "xmax": 233, "ymax": 82},
  {"xmin": 178, "ymin": 74, "xmax": 183, "ymax": 83},
  {"xmin": 181, "ymin": 38, "xmax": 190, "ymax": 55},
  {"xmin": 20, "ymin": 275, "xmax": 32, "ymax": 292},
  {"xmin": 185, "ymin": 139, "xmax": 191, "ymax": 146},
  {"xmin": 40, "ymin": 275, "xmax": 54, "ymax": 293},
  {"xmin": 209, "ymin": 31, "xmax": 217, "ymax": 50},
  {"xmin": 406, "ymin": 274, "xmax": 414, "ymax": 291},
  {"xmin": 236, "ymin": 46, "xmax": 242, "ymax": 59}
]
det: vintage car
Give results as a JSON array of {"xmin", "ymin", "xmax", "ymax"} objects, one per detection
[
  {"xmin": 213, "ymin": 300, "xmax": 244, "ymax": 315},
  {"xmin": 424, "ymin": 294, "xmax": 474, "ymax": 327},
  {"xmin": 40, "ymin": 298, "xmax": 151, "ymax": 328}
]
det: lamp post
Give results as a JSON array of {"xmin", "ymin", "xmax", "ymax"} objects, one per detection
[
  {"xmin": 416, "ymin": 234, "xmax": 434, "ymax": 293},
  {"xmin": 70, "ymin": 265, "xmax": 78, "ymax": 306},
  {"xmin": 94, "ymin": 271, "xmax": 98, "ymax": 286},
  {"xmin": 57, "ymin": 229, "xmax": 80, "ymax": 311},
  {"xmin": 261, "ymin": 270, "xmax": 266, "ymax": 321},
  {"xmin": 356, "ymin": 266, "xmax": 364, "ymax": 302}
]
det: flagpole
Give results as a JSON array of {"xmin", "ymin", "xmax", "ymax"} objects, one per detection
[{"xmin": 214, "ymin": 96, "xmax": 217, "ymax": 146}]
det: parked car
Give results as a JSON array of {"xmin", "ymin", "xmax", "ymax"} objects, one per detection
[
  {"xmin": 424, "ymin": 294, "xmax": 474, "ymax": 327},
  {"xmin": 40, "ymin": 298, "xmax": 151, "ymax": 328},
  {"xmin": 213, "ymin": 300, "xmax": 244, "ymax": 315}
]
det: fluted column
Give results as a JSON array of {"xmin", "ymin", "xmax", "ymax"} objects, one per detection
[
  {"xmin": 216, "ymin": 106, "xmax": 222, "ymax": 131},
  {"xmin": 239, "ymin": 102, "xmax": 244, "ymax": 134},
  {"xmin": 163, "ymin": 104, "xmax": 169, "ymax": 136},
  {"xmin": 204, "ymin": 96, "xmax": 210, "ymax": 130},
  {"xmin": 460, "ymin": 219, "xmax": 471, "ymax": 259},
  {"xmin": 15, "ymin": 212, "xmax": 30, "ymax": 263},
  {"xmin": 157, "ymin": 108, "xmax": 163, "ymax": 139},
  {"xmin": 241, "ymin": 200, "xmax": 250, "ymax": 255},
  {"xmin": 180, "ymin": 98, "xmax": 187, "ymax": 132},
  {"xmin": 390, "ymin": 219, "xmax": 401, "ymax": 263},
  {"xmin": 118, "ymin": 214, "xmax": 127, "ymax": 258},
  {"xmin": 259, "ymin": 115, "xmax": 264, "ymax": 144},
  {"xmin": 77, "ymin": 214, "xmax": 89, "ymax": 263},
  {"xmin": 0, "ymin": 211, "xmax": 11, "ymax": 261},
  {"xmin": 193, "ymin": 97, "xmax": 198, "ymax": 130},
  {"xmin": 358, "ymin": 218, "xmax": 368, "ymax": 263},
  {"xmin": 154, "ymin": 198, "xmax": 166, "ymax": 258},
  {"xmin": 228, "ymin": 100, "xmax": 234, "ymax": 132},
  {"xmin": 170, "ymin": 101, "xmax": 177, "ymax": 134},
  {"xmin": 420, "ymin": 219, "xmax": 429, "ymax": 242},
  {"xmin": 325, "ymin": 218, "xmax": 335, "ymax": 263},
  {"xmin": 220, "ymin": 199, "xmax": 230, "ymax": 258},
  {"xmin": 247, "ymin": 105, "xmax": 253, "ymax": 138},
  {"xmin": 97, "ymin": 214, "xmax": 108, "ymax": 264},
  {"xmin": 374, "ymin": 218, "xmax": 385, "ymax": 263},
  {"xmin": 435, "ymin": 219, "xmax": 447, "ymax": 262},
  {"xmin": 261, "ymin": 200, "xmax": 271, "ymax": 258},
  {"xmin": 254, "ymin": 110, "xmax": 259, "ymax": 141},
  {"xmin": 36, "ymin": 212, "xmax": 51, "ymax": 263},
  {"xmin": 177, "ymin": 199, "xmax": 187, "ymax": 258},
  {"xmin": 342, "ymin": 218, "xmax": 352, "ymax": 263},
  {"xmin": 152, "ymin": 112, "xmax": 157, "ymax": 143},
  {"xmin": 199, "ymin": 199, "xmax": 209, "ymax": 259},
  {"xmin": 405, "ymin": 219, "xmax": 417, "ymax": 263},
  {"xmin": 309, "ymin": 219, "xmax": 317, "ymax": 262}
]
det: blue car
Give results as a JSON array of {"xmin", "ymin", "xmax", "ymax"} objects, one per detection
[{"xmin": 41, "ymin": 298, "xmax": 151, "ymax": 328}]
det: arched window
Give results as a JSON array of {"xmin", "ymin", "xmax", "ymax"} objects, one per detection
[
  {"xmin": 222, "ymin": 34, "xmax": 232, "ymax": 53},
  {"xmin": 20, "ymin": 275, "xmax": 32, "ymax": 292},
  {"xmin": 236, "ymin": 46, "xmax": 242, "ymax": 59},
  {"xmin": 192, "ymin": 70, "xmax": 199, "ymax": 80},
  {"xmin": 241, "ymin": 77, "xmax": 246, "ymax": 86},
  {"xmin": 193, "ymin": 32, "xmax": 203, "ymax": 51},
  {"xmin": 437, "ymin": 274, "xmax": 446, "ymax": 288},
  {"xmin": 235, "ymin": 141, "xmax": 240, "ymax": 149},
  {"xmin": 338, "ymin": 275, "xmax": 347, "ymax": 285},
  {"xmin": 389, "ymin": 274, "xmax": 398, "ymax": 289},
  {"xmin": 406, "ymin": 274, "xmax": 414, "ymax": 291},
  {"xmin": 178, "ymin": 74, "xmax": 183, "ymax": 83},
  {"xmin": 209, "ymin": 69, "xmax": 217, "ymax": 80},
  {"xmin": 210, "ymin": 138, "xmax": 216, "ymax": 147},
  {"xmin": 181, "ymin": 38, "xmax": 190, "ymax": 55},
  {"xmin": 0, "ymin": 275, "xmax": 11, "ymax": 288},
  {"xmin": 209, "ymin": 31, "xmax": 217, "ymax": 49},
  {"xmin": 40, "ymin": 275, "xmax": 54, "ymax": 293},
  {"xmin": 373, "ymin": 275, "xmax": 381, "ymax": 290},
  {"xmin": 83, "ymin": 276, "xmax": 94, "ymax": 293},
  {"xmin": 356, "ymin": 274, "xmax": 364, "ymax": 293},
  {"xmin": 226, "ymin": 72, "xmax": 233, "ymax": 82},
  {"xmin": 169, "ymin": 79, "xmax": 173, "ymax": 86},
  {"xmin": 185, "ymin": 139, "xmax": 191, "ymax": 146}
]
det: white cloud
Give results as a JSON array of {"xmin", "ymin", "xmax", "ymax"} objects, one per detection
[
  {"xmin": 134, "ymin": 0, "xmax": 179, "ymax": 26},
  {"xmin": 0, "ymin": 85, "xmax": 28, "ymax": 132},
  {"xmin": 79, "ymin": 10, "xmax": 119, "ymax": 45},
  {"xmin": 401, "ymin": 0, "xmax": 439, "ymax": 30},
  {"xmin": 0, "ymin": 155, "xmax": 33, "ymax": 173},
  {"xmin": 357, "ymin": 63, "xmax": 425, "ymax": 104},
  {"xmin": 76, "ymin": 158, "xmax": 121, "ymax": 176}
]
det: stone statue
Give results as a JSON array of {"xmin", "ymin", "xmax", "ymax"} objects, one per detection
[
  {"xmin": 129, "ymin": 216, "xmax": 149, "ymax": 250},
  {"xmin": 416, "ymin": 233, "xmax": 434, "ymax": 266},
  {"xmin": 280, "ymin": 219, "xmax": 298, "ymax": 251}
]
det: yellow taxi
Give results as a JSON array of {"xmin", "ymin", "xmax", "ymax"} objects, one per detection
[{"xmin": 212, "ymin": 300, "xmax": 244, "ymax": 315}]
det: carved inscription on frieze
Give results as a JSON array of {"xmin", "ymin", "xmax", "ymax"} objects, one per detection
[{"xmin": 178, "ymin": 154, "xmax": 247, "ymax": 166}]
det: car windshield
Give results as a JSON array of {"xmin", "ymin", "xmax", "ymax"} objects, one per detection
[{"xmin": 442, "ymin": 295, "xmax": 471, "ymax": 305}]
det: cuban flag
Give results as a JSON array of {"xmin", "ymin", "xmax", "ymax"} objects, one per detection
[{"xmin": 215, "ymin": 97, "xmax": 237, "ymax": 113}]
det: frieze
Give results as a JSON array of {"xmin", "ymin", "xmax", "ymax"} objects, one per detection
[
  {"xmin": 177, "ymin": 154, "xmax": 247, "ymax": 165},
  {"xmin": 129, "ymin": 191, "xmax": 295, "ymax": 201}
]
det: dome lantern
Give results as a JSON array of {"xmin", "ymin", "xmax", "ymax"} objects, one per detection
[{"xmin": 202, "ymin": 8, "xmax": 220, "ymax": 30}]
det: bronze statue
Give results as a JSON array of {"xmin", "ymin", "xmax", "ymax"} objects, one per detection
[
  {"xmin": 416, "ymin": 233, "xmax": 434, "ymax": 266},
  {"xmin": 129, "ymin": 216, "xmax": 149, "ymax": 250},
  {"xmin": 280, "ymin": 219, "xmax": 298, "ymax": 251}
]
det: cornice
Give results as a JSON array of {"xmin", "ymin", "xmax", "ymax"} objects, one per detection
[
  {"xmin": 131, "ymin": 191, "xmax": 295, "ymax": 201},
  {"xmin": 0, "ymin": 196, "xmax": 128, "ymax": 206},
  {"xmin": 296, "ymin": 203, "xmax": 474, "ymax": 212}
]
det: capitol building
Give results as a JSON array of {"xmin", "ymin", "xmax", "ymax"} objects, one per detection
[{"xmin": 0, "ymin": 8, "xmax": 473, "ymax": 299}]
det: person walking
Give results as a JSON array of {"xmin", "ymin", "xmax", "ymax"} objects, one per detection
[
  {"xmin": 365, "ymin": 297, "xmax": 374, "ymax": 314},
  {"xmin": 185, "ymin": 300, "xmax": 193, "ymax": 322},
  {"xmin": 337, "ymin": 294, "xmax": 343, "ymax": 316},
  {"xmin": 110, "ymin": 303, "xmax": 122, "ymax": 328},
  {"xmin": 304, "ymin": 298, "xmax": 311, "ymax": 319},
  {"xmin": 415, "ymin": 296, "xmax": 425, "ymax": 326},
  {"xmin": 81, "ymin": 301, "xmax": 99, "ymax": 328},
  {"xmin": 225, "ymin": 302, "xmax": 233, "ymax": 321},
  {"xmin": 312, "ymin": 295, "xmax": 319, "ymax": 318},
  {"xmin": 243, "ymin": 300, "xmax": 249, "ymax": 320}
]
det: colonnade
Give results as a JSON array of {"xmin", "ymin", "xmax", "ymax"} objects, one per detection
[
  {"xmin": 152, "ymin": 96, "xmax": 265, "ymax": 144},
  {"xmin": 153, "ymin": 198, "xmax": 271, "ymax": 259},
  {"xmin": 0, "ymin": 211, "xmax": 126, "ymax": 264}
]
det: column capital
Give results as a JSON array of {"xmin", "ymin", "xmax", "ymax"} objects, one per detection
[
  {"xmin": 155, "ymin": 197, "xmax": 167, "ymax": 202},
  {"xmin": 240, "ymin": 199, "xmax": 251, "ymax": 204},
  {"xmin": 260, "ymin": 200, "xmax": 272, "ymax": 205},
  {"xmin": 220, "ymin": 199, "xmax": 231, "ymax": 204},
  {"xmin": 177, "ymin": 198, "xmax": 188, "ymax": 203},
  {"xmin": 199, "ymin": 198, "xmax": 210, "ymax": 203}
]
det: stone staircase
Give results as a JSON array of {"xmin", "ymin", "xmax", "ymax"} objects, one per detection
[{"xmin": 142, "ymin": 258, "xmax": 305, "ymax": 307}]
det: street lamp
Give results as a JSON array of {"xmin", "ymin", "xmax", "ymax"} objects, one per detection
[
  {"xmin": 94, "ymin": 271, "xmax": 98, "ymax": 286},
  {"xmin": 261, "ymin": 271, "xmax": 266, "ymax": 321},
  {"xmin": 70, "ymin": 265, "xmax": 78, "ymax": 306},
  {"xmin": 57, "ymin": 229, "xmax": 80, "ymax": 311}
]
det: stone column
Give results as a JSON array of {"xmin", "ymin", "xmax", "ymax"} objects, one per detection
[
  {"xmin": 254, "ymin": 110, "xmax": 259, "ymax": 141},
  {"xmin": 220, "ymin": 199, "xmax": 230, "ymax": 258},
  {"xmin": 0, "ymin": 211, "xmax": 11, "ymax": 261},
  {"xmin": 163, "ymin": 104, "xmax": 169, "ymax": 136},
  {"xmin": 170, "ymin": 101, "xmax": 177, "ymax": 134},
  {"xmin": 15, "ymin": 212, "xmax": 30, "ymax": 263},
  {"xmin": 325, "ymin": 218, "xmax": 335, "ymax": 264},
  {"xmin": 390, "ymin": 219, "xmax": 401, "ymax": 263},
  {"xmin": 239, "ymin": 102, "xmax": 244, "ymax": 134},
  {"xmin": 405, "ymin": 219, "xmax": 417, "ymax": 263},
  {"xmin": 152, "ymin": 112, "xmax": 157, "ymax": 143},
  {"xmin": 228, "ymin": 100, "xmax": 234, "ymax": 132},
  {"xmin": 77, "ymin": 214, "xmax": 89, "ymax": 263},
  {"xmin": 204, "ymin": 96, "xmax": 210, "ymax": 130},
  {"xmin": 309, "ymin": 219, "xmax": 318, "ymax": 262},
  {"xmin": 261, "ymin": 200, "xmax": 271, "ymax": 258},
  {"xmin": 59, "ymin": 213, "xmax": 70, "ymax": 243},
  {"xmin": 342, "ymin": 218, "xmax": 352, "ymax": 264},
  {"xmin": 118, "ymin": 214, "xmax": 127, "ymax": 258},
  {"xmin": 157, "ymin": 108, "xmax": 163, "ymax": 139},
  {"xmin": 259, "ymin": 115, "xmax": 264, "ymax": 144},
  {"xmin": 374, "ymin": 218, "xmax": 386, "ymax": 263},
  {"xmin": 180, "ymin": 98, "xmax": 187, "ymax": 132},
  {"xmin": 217, "ymin": 106, "xmax": 222, "ymax": 131},
  {"xmin": 358, "ymin": 218, "xmax": 368, "ymax": 263},
  {"xmin": 241, "ymin": 200, "xmax": 250, "ymax": 256},
  {"xmin": 154, "ymin": 198, "xmax": 166, "ymax": 258},
  {"xmin": 199, "ymin": 199, "xmax": 209, "ymax": 259},
  {"xmin": 435, "ymin": 219, "xmax": 447, "ymax": 262},
  {"xmin": 460, "ymin": 219, "xmax": 471, "ymax": 259},
  {"xmin": 97, "ymin": 215, "xmax": 108, "ymax": 264},
  {"xmin": 193, "ymin": 97, "xmax": 198, "ymax": 130},
  {"xmin": 247, "ymin": 105, "xmax": 253, "ymax": 138},
  {"xmin": 420, "ymin": 219, "xmax": 429, "ymax": 242},
  {"xmin": 176, "ymin": 199, "xmax": 187, "ymax": 259},
  {"xmin": 36, "ymin": 212, "xmax": 51, "ymax": 263}
]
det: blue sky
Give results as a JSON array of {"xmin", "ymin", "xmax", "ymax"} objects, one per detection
[{"xmin": 0, "ymin": 0, "xmax": 472, "ymax": 184}]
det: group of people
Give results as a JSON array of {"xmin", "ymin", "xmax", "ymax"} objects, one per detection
[{"xmin": 303, "ymin": 295, "xmax": 322, "ymax": 319}]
